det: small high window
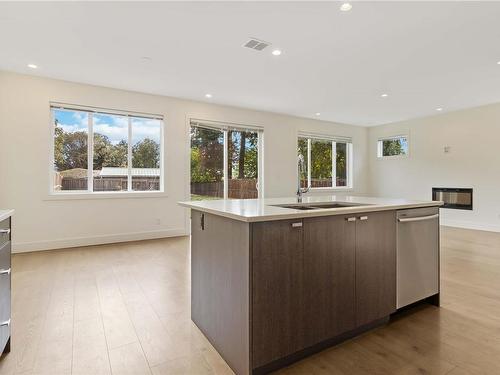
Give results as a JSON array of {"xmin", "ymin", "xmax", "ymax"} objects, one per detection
[{"xmin": 377, "ymin": 136, "xmax": 409, "ymax": 158}]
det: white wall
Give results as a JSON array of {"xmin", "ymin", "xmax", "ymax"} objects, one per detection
[
  {"xmin": 0, "ymin": 71, "xmax": 369, "ymax": 252},
  {"xmin": 368, "ymin": 102, "xmax": 500, "ymax": 232}
]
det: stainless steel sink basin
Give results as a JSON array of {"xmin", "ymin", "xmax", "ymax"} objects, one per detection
[
  {"xmin": 273, "ymin": 202, "xmax": 371, "ymax": 210},
  {"xmin": 276, "ymin": 205, "xmax": 318, "ymax": 210}
]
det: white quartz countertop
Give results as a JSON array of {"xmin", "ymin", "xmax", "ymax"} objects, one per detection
[
  {"xmin": 179, "ymin": 196, "xmax": 443, "ymax": 222},
  {"xmin": 0, "ymin": 209, "xmax": 14, "ymax": 222}
]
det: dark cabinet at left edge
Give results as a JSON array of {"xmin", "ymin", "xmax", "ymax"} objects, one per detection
[{"xmin": 0, "ymin": 217, "xmax": 11, "ymax": 355}]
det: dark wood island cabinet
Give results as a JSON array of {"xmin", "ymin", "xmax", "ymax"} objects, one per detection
[
  {"xmin": 0, "ymin": 213, "xmax": 12, "ymax": 357},
  {"xmin": 251, "ymin": 211, "xmax": 396, "ymax": 372},
  {"xmin": 354, "ymin": 210, "xmax": 396, "ymax": 326},
  {"xmin": 182, "ymin": 197, "xmax": 441, "ymax": 375}
]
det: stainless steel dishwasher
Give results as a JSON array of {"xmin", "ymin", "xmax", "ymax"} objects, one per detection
[{"xmin": 397, "ymin": 207, "xmax": 440, "ymax": 309}]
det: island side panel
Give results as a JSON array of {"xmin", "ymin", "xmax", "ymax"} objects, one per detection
[{"xmin": 191, "ymin": 210, "xmax": 251, "ymax": 375}]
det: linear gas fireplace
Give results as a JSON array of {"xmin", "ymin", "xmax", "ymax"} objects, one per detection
[{"xmin": 432, "ymin": 187, "xmax": 473, "ymax": 210}]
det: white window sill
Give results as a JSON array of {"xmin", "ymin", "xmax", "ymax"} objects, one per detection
[
  {"xmin": 45, "ymin": 191, "xmax": 168, "ymax": 201},
  {"xmin": 377, "ymin": 155, "xmax": 409, "ymax": 160}
]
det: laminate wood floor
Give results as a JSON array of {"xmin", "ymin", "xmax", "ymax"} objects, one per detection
[{"xmin": 0, "ymin": 226, "xmax": 499, "ymax": 375}]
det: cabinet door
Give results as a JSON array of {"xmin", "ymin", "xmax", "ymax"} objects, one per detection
[
  {"xmin": 252, "ymin": 219, "xmax": 305, "ymax": 369},
  {"xmin": 355, "ymin": 211, "xmax": 396, "ymax": 326},
  {"xmin": 303, "ymin": 215, "xmax": 356, "ymax": 346}
]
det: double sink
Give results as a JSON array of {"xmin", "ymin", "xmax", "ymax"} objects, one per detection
[{"xmin": 273, "ymin": 202, "xmax": 371, "ymax": 211}]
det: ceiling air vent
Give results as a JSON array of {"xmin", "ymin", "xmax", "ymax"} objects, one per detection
[{"xmin": 243, "ymin": 38, "xmax": 270, "ymax": 51}]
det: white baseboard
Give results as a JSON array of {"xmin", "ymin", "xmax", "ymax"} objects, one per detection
[
  {"xmin": 14, "ymin": 220, "xmax": 498, "ymax": 253},
  {"xmin": 441, "ymin": 219, "xmax": 500, "ymax": 233},
  {"xmin": 13, "ymin": 228, "xmax": 188, "ymax": 253}
]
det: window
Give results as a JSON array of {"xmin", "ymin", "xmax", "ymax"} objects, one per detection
[
  {"xmin": 52, "ymin": 104, "xmax": 163, "ymax": 193},
  {"xmin": 190, "ymin": 119, "xmax": 263, "ymax": 200},
  {"xmin": 377, "ymin": 136, "xmax": 408, "ymax": 158},
  {"xmin": 297, "ymin": 134, "xmax": 352, "ymax": 189}
]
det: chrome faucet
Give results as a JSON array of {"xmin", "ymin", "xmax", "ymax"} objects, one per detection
[{"xmin": 297, "ymin": 154, "xmax": 310, "ymax": 202}]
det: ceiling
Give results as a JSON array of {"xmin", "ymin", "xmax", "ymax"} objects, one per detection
[{"xmin": 1, "ymin": 1, "xmax": 500, "ymax": 126}]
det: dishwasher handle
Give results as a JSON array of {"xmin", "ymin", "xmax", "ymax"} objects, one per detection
[{"xmin": 398, "ymin": 214, "xmax": 439, "ymax": 223}]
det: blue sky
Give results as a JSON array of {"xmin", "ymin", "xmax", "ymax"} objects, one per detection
[
  {"xmin": 400, "ymin": 138, "xmax": 409, "ymax": 154},
  {"xmin": 54, "ymin": 109, "xmax": 161, "ymax": 145}
]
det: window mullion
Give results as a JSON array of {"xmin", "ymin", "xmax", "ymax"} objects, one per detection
[
  {"xmin": 306, "ymin": 139, "xmax": 310, "ymax": 187},
  {"xmin": 332, "ymin": 141, "xmax": 337, "ymax": 188},
  {"xmin": 223, "ymin": 130, "xmax": 228, "ymax": 199},
  {"xmin": 348, "ymin": 143, "xmax": 353, "ymax": 188},
  {"xmin": 127, "ymin": 116, "xmax": 132, "ymax": 192},
  {"xmin": 88, "ymin": 113, "xmax": 94, "ymax": 192},
  {"xmin": 160, "ymin": 117, "xmax": 165, "ymax": 193},
  {"xmin": 257, "ymin": 131, "xmax": 264, "ymax": 198}
]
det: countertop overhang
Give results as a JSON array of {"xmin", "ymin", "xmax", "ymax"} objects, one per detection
[
  {"xmin": 0, "ymin": 210, "xmax": 14, "ymax": 222},
  {"xmin": 179, "ymin": 196, "xmax": 443, "ymax": 223}
]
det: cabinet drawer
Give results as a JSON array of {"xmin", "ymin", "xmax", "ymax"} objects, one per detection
[
  {"xmin": 0, "ymin": 218, "xmax": 10, "ymax": 247},
  {"xmin": 0, "ymin": 263, "xmax": 10, "ymax": 320},
  {"xmin": 0, "ymin": 241, "xmax": 11, "ymax": 272}
]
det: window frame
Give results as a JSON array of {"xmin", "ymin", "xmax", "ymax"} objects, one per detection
[
  {"xmin": 377, "ymin": 135, "xmax": 409, "ymax": 159},
  {"xmin": 189, "ymin": 118, "xmax": 264, "ymax": 200},
  {"xmin": 298, "ymin": 133, "xmax": 353, "ymax": 191},
  {"xmin": 48, "ymin": 103, "xmax": 165, "ymax": 198}
]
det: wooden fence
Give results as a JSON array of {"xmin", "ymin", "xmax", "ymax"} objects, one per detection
[
  {"xmin": 191, "ymin": 179, "xmax": 258, "ymax": 199},
  {"xmin": 61, "ymin": 178, "xmax": 89, "ymax": 191},
  {"xmin": 190, "ymin": 181, "xmax": 223, "ymax": 198},
  {"xmin": 61, "ymin": 177, "xmax": 160, "ymax": 191},
  {"xmin": 310, "ymin": 178, "xmax": 347, "ymax": 188},
  {"xmin": 60, "ymin": 177, "xmax": 345, "ymax": 195},
  {"xmin": 229, "ymin": 179, "xmax": 258, "ymax": 198}
]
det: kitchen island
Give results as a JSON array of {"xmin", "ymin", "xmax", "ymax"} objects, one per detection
[{"xmin": 179, "ymin": 196, "xmax": 442, "ymax": 375}]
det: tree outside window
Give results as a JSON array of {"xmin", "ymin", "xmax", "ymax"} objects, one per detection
[{"xmin": 297, "ymin": 135, "xmax": 352, "ymax": 189}]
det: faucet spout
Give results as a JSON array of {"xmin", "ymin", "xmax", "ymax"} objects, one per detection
[{"xmin": 297, "ymin": 154, "xmax": 310, "ymax": 202}]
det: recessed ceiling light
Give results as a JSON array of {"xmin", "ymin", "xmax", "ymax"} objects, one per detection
[
  {"xmin": 315, "ymin": 112, "xmax": 321, "ymax": 116},
  {"xmin": 497, "ymin": 61, "xmax": 500, "ymax": 65},
  {"xmin": 436, "ymin": 107, "xmax": 443, "ymax": 111},
  {"xmin": 340, "ymin": 3, "xmax": 352, "ymax": 12},
  {"xmin": 381, "ymin": 93, "xmax": 388, "ymax": 98},
  {"xmin": 205, "ymin": 93, "xmax": 212, "ymax": 98},
  {"xmin": 27, "ymin": 63, "xmax": 37, "ymax": 69},
  {"xmin": 272, "ymin": 49, "xmax": 282, "ymax": 56}
]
